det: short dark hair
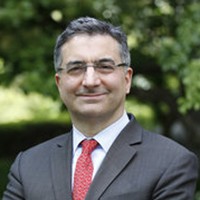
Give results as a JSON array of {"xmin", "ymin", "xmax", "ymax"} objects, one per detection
[{"xmin": 54, "ymin": 17, "xmax": 130, "ymax": 71}]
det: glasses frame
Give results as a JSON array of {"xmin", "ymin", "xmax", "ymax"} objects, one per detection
[{"xmin": 56, "ymin": 59, "xmax": 128, "ymax": 76}]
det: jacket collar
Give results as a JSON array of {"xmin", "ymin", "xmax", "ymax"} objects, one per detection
[{"xmin": 86, "ymin": 116, "xmax": 143, "ymax": 200}]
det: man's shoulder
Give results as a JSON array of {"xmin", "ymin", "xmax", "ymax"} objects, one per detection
[
  {"xmin": 142, "ymin": 128, "xmax": 195, "ymax": 157},
  {"xmin": 22, "ymin": 132, "xmax": 71, "ymax": 157},
  {"xmin": 127, "ymin": 117, "xmax": 195, "ymax": 156}
]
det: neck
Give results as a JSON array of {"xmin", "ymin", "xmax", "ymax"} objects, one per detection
[{"xmin": 70, "ymin": 111, "xmax": 125, "ymax": 137}]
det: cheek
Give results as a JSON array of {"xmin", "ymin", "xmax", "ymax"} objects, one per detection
[
  {"xmin": 59, "ymin": 78, "xmax": 81, "ymax": 97},
  {"xmin": 102, "ymin": 73, "xmax": 124, "ymax": 88}
]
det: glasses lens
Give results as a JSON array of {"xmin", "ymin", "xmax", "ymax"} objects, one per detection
[
  {"xmin": 66, "ymin": 62, "xmax": 85, "ymax": 75},
  {"xmin": 96, "ymin": 61, "xmax": 115, "ymax": 73}
]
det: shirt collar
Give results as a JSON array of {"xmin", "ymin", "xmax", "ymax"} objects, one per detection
[{"xmin": 73, "ymin": 111, "xmax": 130, "ymax": 154}]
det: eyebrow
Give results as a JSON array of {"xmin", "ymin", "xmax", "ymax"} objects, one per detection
[
  {"xmin": 97, "ymin": 58, "xmax": 115, "ymax": 63},
  {"xmin": 66, "ymin": 58, "xmax": 115, "ymax": 66},
  {"xmin": 66, "ymin": 60, "xmax": 85, "ymax": 66}
]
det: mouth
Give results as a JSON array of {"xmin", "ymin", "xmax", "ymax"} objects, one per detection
[
  {"xmin": 79, "ymin": 93, "xmax": 105, "ymax": 96},
  {"xmin": 76, "ymin": 92, "xmax": 108, "ymax": 102}
]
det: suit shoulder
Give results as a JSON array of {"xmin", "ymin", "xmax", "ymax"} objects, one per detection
[
  {"xmin": 142, "ymin": 129, "xmax": 196, "ymax": 157},
  {"xmin": 128, "ymin": 118, "xmax": 193, "ymax": 155},
  {"xmin": 22, "ymin": 132, "xmax": 70, "ymax": 156}
]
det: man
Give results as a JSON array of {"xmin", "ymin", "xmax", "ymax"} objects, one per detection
[{"xmin": 3, "ymin": 17, "xmax": 198, "ymax": 200}]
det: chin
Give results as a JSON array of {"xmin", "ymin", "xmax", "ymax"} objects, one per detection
[{"xmin": 76, "ymin": 109, "xmax": 107, "ymax": 119}]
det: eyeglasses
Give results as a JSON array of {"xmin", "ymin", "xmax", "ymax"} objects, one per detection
[{"xmin": 57, "ymin": 59, "xmax": 127, "ymax": 76}]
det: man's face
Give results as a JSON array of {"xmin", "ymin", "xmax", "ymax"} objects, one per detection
[{"xmin": 55, "ymin": 34, "xmax": 132, "ymax": 122}]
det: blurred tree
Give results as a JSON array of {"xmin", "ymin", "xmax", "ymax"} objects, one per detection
[
  {"xmin": 0, "ymin": 0, "xmax": 200, "ymax": 150},
  {"xmin": 115, "ymin": 0, "xmax": 200, "ymax": 150}
]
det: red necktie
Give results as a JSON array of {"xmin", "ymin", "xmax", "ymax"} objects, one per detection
[{"xmin": 73, "ymin": 139, "xmax": 98, "ymax": 200}]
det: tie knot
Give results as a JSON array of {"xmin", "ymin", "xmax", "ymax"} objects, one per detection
[{"xmin": 81, "ymin": 139, "xmax": 98, "ymax": 155}]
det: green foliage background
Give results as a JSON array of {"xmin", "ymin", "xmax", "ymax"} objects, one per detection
[{"xmin": 0, "ymin": 0, "xmax": 200, "ymax": 198}]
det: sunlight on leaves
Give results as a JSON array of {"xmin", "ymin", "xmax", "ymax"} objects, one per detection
[
  {"xmin": 178, "ymin": 59, "xmax": 200, "ymax": 113},
  {"xmin": 125, "ymin": 98, "xmax": 156, "ymax": 130},
  {"xmin": 133, "ymin": 75, "xmax": 152, "ymax": 90},
  {"xmin": 0, "ymin": 86, "xmax": 64, "ymax": 124},
  {"xmin": 51, "ymin": 10, "xmax": 63, "ymax": 22}
]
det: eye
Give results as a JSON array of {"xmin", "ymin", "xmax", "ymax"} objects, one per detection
[
  {"xmin": 97, "ymin": 62, "xmax": 115, "ymax": 73},
  {"xmin": 67, "ymin": 64, "xmax": 85, "ymax": 74}
]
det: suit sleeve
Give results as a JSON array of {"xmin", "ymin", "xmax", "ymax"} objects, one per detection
[
  {"xmin": 2, "ymin": 153, "xmax": 25, "ymax": 200},
  {"xmin": 153, "ymin": 150, "xmax": 199, "ymax": 200}
]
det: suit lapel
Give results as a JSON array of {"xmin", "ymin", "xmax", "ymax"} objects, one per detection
[
  {"xmin": 50, "ymin": 133, "xmax": 73, "ymax": 200},
  {"xmin": 86, "ymin": 119, "xmax": 143, "ymax": 200}
]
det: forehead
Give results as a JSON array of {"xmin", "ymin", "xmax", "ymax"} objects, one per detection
[{"xmin": 61, "ymin": 34, "xmax": 121, "ymax": 63}]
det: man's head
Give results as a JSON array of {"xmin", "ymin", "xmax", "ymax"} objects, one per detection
[
  {"xmin": 54, "ymin": 17, "xmax": 133, "ymax": 133},
  {"xmin": 54, "ymin": 17, "xmax": 131, "ymax": 72}
]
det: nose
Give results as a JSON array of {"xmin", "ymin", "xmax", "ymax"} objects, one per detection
[{"xmin": 82, "ymin": 66, "xmax": 101, "ymax": 87}]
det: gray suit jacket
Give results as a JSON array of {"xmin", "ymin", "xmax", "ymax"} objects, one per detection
[{"xmin": 3, "ymin": 116, "xmax": 199, "ymax": 200}]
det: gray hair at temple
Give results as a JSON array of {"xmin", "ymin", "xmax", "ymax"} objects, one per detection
[{"xmin": 53, "ymin": 17, "xmax": 131, "ymax": 72}]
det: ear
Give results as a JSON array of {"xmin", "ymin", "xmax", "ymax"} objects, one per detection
[
  {"xmin": 125, "ymin": 67, "xmax": 133, "ymax": 94},
  {"xmin": 55, "ymin": 73, "xmax": 61, "ymax": 87}
]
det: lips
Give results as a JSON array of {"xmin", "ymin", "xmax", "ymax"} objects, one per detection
[
  {"xmin": 78, "ymin": 93, "xmax": 107, "ymax": 99},
  {"xmin": 76, "ymin": 88, "xmax": 109, "ymax": 96},
  {"xmin": 76, "ymin": 91, "xmax": 108, "ymax": 103},
  {"xmin": 78, "ymin": 93, "xmax": 106, "ymax": 97}
]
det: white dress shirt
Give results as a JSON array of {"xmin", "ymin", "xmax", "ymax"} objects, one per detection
[{"xmin": 72, "ymin": 112, "xmax": 130, "ymax": 187}]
